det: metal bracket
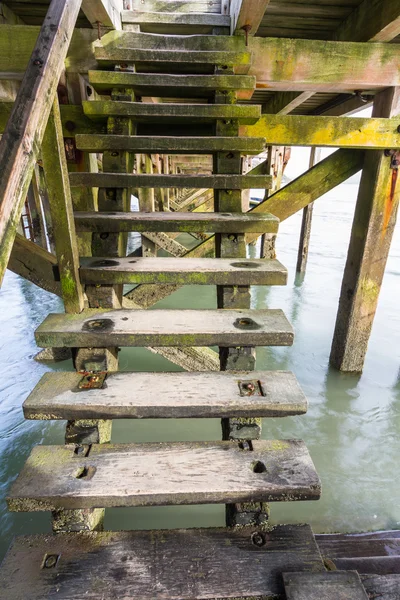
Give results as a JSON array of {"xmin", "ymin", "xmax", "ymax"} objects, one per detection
[
  {"xmin": 78, "ymin": 371, "xmax": 107, "ymax": 389},
  {"xmin": 238, "ymin": 379, "xmax": 264, "ymax": 397}
]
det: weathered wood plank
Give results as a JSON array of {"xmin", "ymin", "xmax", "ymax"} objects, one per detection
[
  {"xmin": 23, "ymin": 369, "xmax": 307, "ymax": 420},
  {"xmin": 334, "ymin": 0, "xmax": 400, "ymax": 42},
  {"xmin": 35, "ymin": 308, "xmax": 294, "ymax": 348},
  {"xmin": 76, "ymin": 134, "xmax": 265, "ymax": 154},
  {"xmin": 79, "ymin": 256, "xmax": 287, "ymax": 285},
  {"xmin": 74, "ymin": 211, "xmax": 278, "ymax": 233},
  {"xmin": 0, "ymin": 0, "xmax": 82, "ymax": 286},
  {"xmin": 296, "ymin": 147, "xmax": 321, "ymax": 273},
  {"xmin": 333, "ymin": 557, "xmax": 400, "ymax": 575},
  {"xmin": 241, "ymin": 114, "xmax": 400, "ymax": 150},
  {"xmin": 8, "ymin": 233, "xmax": 61, "ymax": 297},
  {"xmin": 81, "ymin": 0, "xmax": 122, "ymax": 30},
  {"xmin": 41, "ymin": 100, "xmax": 84, "ymax": 313},
  {"xmin": 98, "ymin": 29, "xmax": 246, "ymax": 51},
  {"xmin": 8, "ymin": 439, "xmax": 320, "ymax": 511},
  {"xmin": 248, "ymin": 37, "xmax": 400, "ymax": 92},
  {"xmin": 263, "ymin": 91, "xmax": 314, "ymax": 115},
  {"xmin": 361, "ymin": 574, "xmax": 400, "ymax": 600},
  {"xmin": 82, "ymin": 100, "xmax": 261, "ymax": 124},
  {"xmin": 122, "ymin": 10, "xmax": 230, "ymax": 27},
  {"xmin": 283, "ymin": 571, "xmax": 369, "ymax": 600},
  {"xmin": 0, "ymin": 524, "xmax": 324, "ymax": 599},
  {"xmin": 129, "ymin": 0, "xmax": 222, "ymax": 13},
  {"xmin": 70, "ymin": 173, "xmax": 272, "ymax": 189},
  {"xmin": 231, "ymin": 0, "xmax": 271, "ymax": 35},
  {"xmin": 88, "ymin": 71, "xmax": 256, "ymax": 99},
  {"xmin": 318, "ymin": 537, "xmax": 400, "ymax": 559}
]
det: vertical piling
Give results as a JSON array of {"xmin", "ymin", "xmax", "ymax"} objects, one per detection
[{"xmin": 296, "ymin": 147, "xmax": 321, "ymax": 273}]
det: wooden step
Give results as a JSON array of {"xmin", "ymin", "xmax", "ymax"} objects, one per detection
[
  {"xmin": 69, "ymin": 173, "xmax": 272, "ymax": 190},
  {"xmin": 121, "ymin": 10, "xmax": 231, "ymax": 32},
  {"xmin": 360, "ymin": 574, "xmax": 400, "ymax": 600},
  {"xmin": 35, "ymin": 308, "xmax": 294, "ymax": 348},
  {"xmin": 98, "ymin": 31, "xmax": 247, "ymax": 53},
  {"xmin": 75, "ymin": 135, "xmax": 265, "ymax": 154},
  {"xmin": 130, "ymin": 1, "xmax": 223, "ymax": 14},
  {"xmin": 283, "ymin": 571, "xmax": 369, "ymax": 600},
  {"xmin": 23, "ymin": 370, "xmax": 306, "ymax": 420},
  {"xmin": 317, "ymin": 537, "xmax": 400, "ymax": 559},
  {"xmin": 331, "ymin": 556, "xmax": 400, "ymax": 575},
  {"xmin": 79, "ymin": 256, "xmax": 287, "ymax": 285},
  {"xmin": 7, "ymin": 439, "xmax": 321, "ymax": 511},
  {"xmin": 82, "ymin": 101, "xmax": 261, "ymax": 124},
  {"xmin": 88, "ymin": 71, "xmax": 256, "ymax": 100},
  {"xmin": 0, "ymin": 524, "xmax": 325, "ymax": 599},
  {"xmin": 74, "ymin": 211, "xmax": 278, "ymax": 234},
  {"xmin": 94, "ymin": 46, "xmax": 251, "ymax": 72}
]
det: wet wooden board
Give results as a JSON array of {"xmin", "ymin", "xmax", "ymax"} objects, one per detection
[
  {"xmin": 88, "ymin": 71, "xmax": 256, "ymax": 99},
  {"xmin": 318, "ymin": 537, "xmax": 400, "ymax": 558},
  {"xmin": 23, "ymin": 369, "xmax": 307, "ymax": 420},
  {"xmin": 82, "ymin": 101, "xmax": 261, "ymax": 124},
  {"xmin": 283, "ymin": 571, "xmax": 369, "ymax": 600},
  {"xmin": 75, "ymin": 134, "xmax": 265, "ymax": 154},
  {"xmin": 79, "ymin": 256, "xmax": 287, "ymax": 286},
  {"xmin": 333, "ymin": 556, "xmax": 400, "ymax": 575},
  {"xmin": 361, "ymin": 574, "xmax": 400, "ymax": 600},
  {"xmin": 0, "ymin": 524, "xmax": 324, "ymax": 599},
  {"xmin": 69, "ymin": 173, "xmax": 272, "ymax": 189},
  {"xmin": 34, "ymin": 308, "xmax": 294, "ymax": 348},
  {"xmin": 74, "ymin": 210, "xmax": 278, "ymax": 233},
  {"xmin": 7, "ymin": 439, "xmax": 321, "ymax": 511}
]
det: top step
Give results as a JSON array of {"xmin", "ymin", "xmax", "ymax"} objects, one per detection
[
  {"xmin": 129, "ymin": 0, "xmax": 224, "ymax": 13},
  {"xmin": 121, "ymin": 10, "xmax": 230, "ymax": 34}
]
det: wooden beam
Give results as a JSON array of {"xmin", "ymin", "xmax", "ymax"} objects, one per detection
[
  {"xmin": 248, "ymin": 37, "xmax": 400, "ymax": 92},
  {"xmin": 296, "ymin": 147, "xmax": 321, "ymax": 274},
  {"xmin": 241, "ymin": 114, "xmax": 400, "ymax": 149},
  {"xmin": 263, "ymin": 92, "xmax": 313, "ymax": 115},
  {"xmin": 330, "ymin": 87, "xmax": 400, "ymax": 372},
  {"xmin": 230, "ymin": 0, "xmax": 271, "ymax": 36},
  {"xmin": 317, "ymin": 95, "xmax": 373, "ymax": 117},
  {"xmin": 334, "ymin": 0, "xmax": 400, "ymax": 42},
  {"xmin": 81, "ymin": 0, "xmax": 122, "ymax": 29},
  {"xmin": 0, "ymin": 25, "xmax": 97, "ymax": 75},
  {"xmin": 41, "ymin": 100, "xmax": 84, "ymax": 313},
  {"xmin": 8, "ymin": 233, "xmax": 61, "ymax": 297},
  {"xmin": 0, "ymin": 0, "xmax": 82, "ymax": 287}
]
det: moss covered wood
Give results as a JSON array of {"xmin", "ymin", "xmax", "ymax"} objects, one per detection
[
  {"xmin": 70, "ymin": 173, "xmax": 272, "ymax": 189},
  {"xmin": 41, "ymin": 100, "xmax": 84, "ymax": 314},
  {"xmin": 0, "ymin": 0, "xmax": 82, "ymax": 286},
  {"xmin": 230, "ymin": 0, "xmax": 271, "ymax": 36}
]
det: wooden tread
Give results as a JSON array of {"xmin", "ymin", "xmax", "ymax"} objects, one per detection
[
  {"xmin": 0, "ymin": 524, "xmax": 324, "ymax": 599},
  {"xmin": 82, "ymin": 100, "xmax": 261, "ymax": 124},
  {"xmin": 98, "ymin": 31, "xmax": 247, "ymax": 52},
  {"xmin": 283, "ymin": 571, "xmax": 369, "ymax": 600},
  {"xmin": 35, "ymin": 308, "xmax": 294, "ymax": 348},
  {"xmin": 79, "ymin": 256, "xmax": 287, "ymax": 286},
  {"xmin": 7, "ymin": 439, "xmax": 321, "ymax": 511},
  {"xmin": 75, "ymin": 134, "xmax": 265, "ymax": 154},
  {"xmin": 121, "ymin": 10, "xmax": 230, "ymax": 27},
  {"xmin": 23, "ymin": 369, "xmax": 307, "ymax": 420},
  {"xmin": 88, "ymin": 71, "xmax": 256, "ymax": 99},
  {"xmin": 69, "ymin": 173, "xmax": 272, "ymax": 190},
  {"xmin": 74, "ymin": 211, "xmax": 278, "ymax": 234}
]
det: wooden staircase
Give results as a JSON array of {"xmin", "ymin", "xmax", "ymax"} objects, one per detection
[{"xmin": 0, "ymin": 6, "xmax": 358, "ymax": 599}]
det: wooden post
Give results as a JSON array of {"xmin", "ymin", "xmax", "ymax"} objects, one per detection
[
  {"xmin": 296, "ymin": 147, "xmax": 321, "ymax": 274},
  {"xmin": 41, "ymin": 100, "xmax": 85, "ymax": 314},
  {"xmin": 138, "ymin": 153, "xmax": 157, "ymax": 257},
  {"xmin": 260, "ymin": 146, "xmax": 289, "ymax": 259},
  {"xmin": 330, "ymin": 87, "xmax": 400, "ymax": 372},
  {"xmin": 0, "ymin": 0, "xmax": 82, "ymax": 285}
]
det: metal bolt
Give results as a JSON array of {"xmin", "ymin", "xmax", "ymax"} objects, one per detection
[
  {"xmin": 33, "ymin": 59, "xmax": 43, "ymax": 67},
  {"xmin": 228, "ymin": 234, "xmax": 237, "ymax": 241},
  {"xmin": 43, "ymin": 555, "xmax": 59, "ymax": 569},
  {"xmin": 251, "ymin": 532, "xmax": 266, "ymax": 547},
  {"xmin": 244, "ymin": 383, "xmax": 255, "ymax": 392}
]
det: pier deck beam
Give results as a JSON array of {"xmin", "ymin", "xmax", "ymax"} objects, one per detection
[{"xmin": 330, "ymin": 87, "xmax": 400, "ymax": 372}]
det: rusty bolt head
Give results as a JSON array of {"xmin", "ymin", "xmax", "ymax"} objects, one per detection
[
  {"xmin": 244, "ymin": 383, "xmax": 255, "ymax": 392},
  {"xmin": 33, "ymin": 59, "xmax": 43, "ymax": 67},
  {"xmin": 251, "ymin": 532, "xmax": 266, "ymax": 547},
  {"xmin": 43, "ymin": 555, "xmax": 59, "ymax": 569}
]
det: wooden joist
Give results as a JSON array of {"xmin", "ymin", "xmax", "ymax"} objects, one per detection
[
  {"xmin": 283, "ymin": 571, "xmax": 369, "ymax": 600},
  {"xmin": 76, "ymin": 135, "xmax": 265, "ymax": 154},
  {"xmin": 81, "ymin": 0, "xmax": 123, "ymax": 30},
  {"xmin": 79, "ymin": 256, "xmax": 287, "ymax": 286},
  {"xmin": 74, "ymin": 211, "xmax": 278, "ymax": 233},
  {"xmin": 8, "ymin": 439, "xmax": 320, "ymax": 511},
  {"xmin": 70, "ymin": 173, "xmax": 272, "ymax": 190},
  {"xmin": 0, "ymin": 524, "xmax": 324, "ymax": 599},
  {"xmin": 23, "ymin": 369, "xmax": 307, "ymax": 420},
  {"xmin": 230, "ymin": 0, "xmax": 271, "ymax": 36},
  {"xmin": 0, "ymin": 0, "xmax": 82, "ymax": 286},
  {"xmin": 88, "ymin": 71, "xmax": 256, "ymax": 99},
  {"xmin": 35, "ymin": 308, "xmax": 294, "ymax": 348},
  {"xmin": 334, "ymin": 0, "xmax": 400, "ymax": 42},
  {"xmin": 241, "ymin": 114, "xmax": 400, "ymax": 150},
  {"xmin": 82, "ymin": 100, "xmax": 261, "ymax": 124},
  {"xmin": 248, "ymin": 37, "xmax": 400, "ymax": 92}
]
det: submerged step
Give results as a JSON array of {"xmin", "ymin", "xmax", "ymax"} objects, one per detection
[
  {"xmin": 75, "ymin": 135, "xmax": 265, "ymax": 154},
  {"xmin": 23, "ymin": 369, "xmax": 307, "ymax": 420},
  {"xmin": 74, "ymin": 211, "xmax": 278, "ymax": 234},
  {"xmin": 35, "ymin": 308, "xmax": 294, "ymax": 348},
  {"xmin": 0, "ymin": 524, "xmax": 324, "ymax": 599},
  {"xmin": 79, "ymin": 256, "xmax": 287, "ymax": 286},
  {"xmin": 82, "ymin": 101, "xmax": 261, "ymax": 124},
  {"xmin": 283, "ymin": 571, "xmax": 369, "ymax": 600},
  {"xmin": 69, "ymin": 173, "xmax": 272, "ymax": 190},
  {"xmin": 88, "ymin": 71, "xmax": 256, "ymax": 99},
  {"xmin": 7, "ymin": 439, "xmax": 321, "ymax": 511}
]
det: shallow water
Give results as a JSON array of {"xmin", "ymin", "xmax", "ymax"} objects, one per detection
[{"xmin": 1, "ymin": 172, "xmax": 400, "ymax": 560}]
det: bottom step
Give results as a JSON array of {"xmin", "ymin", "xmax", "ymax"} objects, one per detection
[{"xmin": 0, "ymin": 524, "xmax": 324, "ymax": 599}]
